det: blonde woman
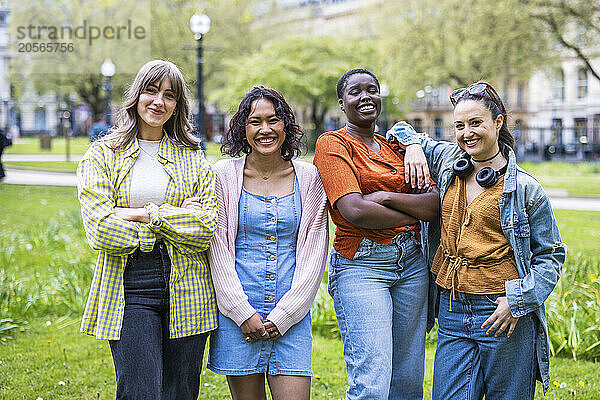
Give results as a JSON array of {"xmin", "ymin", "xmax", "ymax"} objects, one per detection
[{"xmin": 77, "ymin": 60, "xmax": 217, "ymax": 399}]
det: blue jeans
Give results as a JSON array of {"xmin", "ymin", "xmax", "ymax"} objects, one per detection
[
  {"xmin": 433, "ymin": 289, "xmax": 537, "ymax": 400},
  {"xmin": 328, "ymin": 232, "xmax": 429, "ymax": 400},
  {"xmin": 109, "ymin": 243, "xmax": 209, "ymax": 400}
]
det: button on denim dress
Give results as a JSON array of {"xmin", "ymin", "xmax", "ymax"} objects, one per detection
[{"xmin": 208, "ymin": 178, "xmax": 313, "ymax": 376}]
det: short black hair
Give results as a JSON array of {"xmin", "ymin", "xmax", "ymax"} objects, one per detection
[
  {"xmin": 336, "ymin": 68, "xmax": 380, "ymax": 99},
  {"xmin": 221, "ymin": 86, "xmax": 303, "ymax": 161}
]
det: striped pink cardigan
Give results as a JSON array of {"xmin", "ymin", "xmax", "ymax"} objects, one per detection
[{"xmin": 208, "ymin": 156, "xmax": 329, "ymax": 335}]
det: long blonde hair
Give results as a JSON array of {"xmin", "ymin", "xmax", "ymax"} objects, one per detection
[{"xmin": 98, "ymin": 60, "xmax": 199, "ymax": 150}]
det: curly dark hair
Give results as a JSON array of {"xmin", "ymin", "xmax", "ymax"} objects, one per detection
[{"xmin": 221, "ymin": 86, "xmax": 303, "ymax": 161}]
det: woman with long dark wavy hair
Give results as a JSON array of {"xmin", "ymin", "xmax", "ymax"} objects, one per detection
[
  {"xmin": 77, "ymin": 60, "xmax": 217, "ymax": 399},
  {"xmin": 207, "ymin": 86, "xmax": 329, "ymax": 400},
  {"xmin": 388, "ymin": 81, "xmax": 566, "ymax": 399}
]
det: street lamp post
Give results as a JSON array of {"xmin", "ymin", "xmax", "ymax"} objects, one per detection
[
  {"xmin": 379, "ymin": 84, "xmax": 389, "ymax": 134},
  {"xmin": 190, "ymin": 13, "xmax": 211, "ymax": 150},
  {"xmin": 101, "ymin": 59, "xmax": 116, "ymax": 126}
]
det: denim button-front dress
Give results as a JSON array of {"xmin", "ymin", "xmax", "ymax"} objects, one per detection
[{"xmin": 208, "ymin": 178, "xmax": 313, "ymax": 376}]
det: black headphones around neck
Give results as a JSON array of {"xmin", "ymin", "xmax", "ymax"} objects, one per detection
[{"xmin": 453, "ymin": 157, "xmax": 507, "ymax": 188}]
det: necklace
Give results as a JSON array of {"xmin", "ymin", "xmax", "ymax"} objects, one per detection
[
  {"xmin": 472, "ymin": 149, "xmax": 500, "ymax": 163},
  {"xmin": 250, "ymin": 163, "xmax": 278, "ymax": 180},
  {"xmin": 258, "ymin": 167, "xmax": 276, "ymax": 180}
]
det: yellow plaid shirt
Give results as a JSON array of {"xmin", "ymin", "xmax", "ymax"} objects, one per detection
[{"xmin": 77, "ymin": 135, "xmax": 218, "ymax": 340}]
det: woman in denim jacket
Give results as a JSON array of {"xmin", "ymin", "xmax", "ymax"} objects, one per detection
[{"xmin": 388, "ymin": 81, "xmax": 565, "ymax": 399}]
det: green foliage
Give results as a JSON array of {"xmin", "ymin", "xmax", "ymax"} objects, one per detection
[
  {"xmin": 547, "ymin": 254, "xmax": 600, "ymax": 361},
  {"xmin": 370, "ymin": 0, "xmax": 551, "ymax": 107},
  {"xmin": 527, "ymin": 0, "xmax": 600, "ymax": 81},
  {"xmin": 310, "ymin": 283, "xmax": 339, "ymax": 338},
  {"xmin": 215, "ymin": 35, "xmax": 373, "ymax": 147}
]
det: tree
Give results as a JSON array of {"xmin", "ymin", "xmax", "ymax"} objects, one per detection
[
  {"xmin": 9, "ymin": 0, "xmax": 261, "ymax": 118},
  {"xmin": 367, "ymin": 0, "xmax": 551, "ymax": 103},
  {"xmin": 526, "ymin": 0, "xmax": 600, "ymax": 81},
  {"xmin": 150, "ymin": 0, "xmax": 262, "ymax": 98},
  {"xmin": 215, "ymin": 36, "xmax": 374, "ymax": 149}
]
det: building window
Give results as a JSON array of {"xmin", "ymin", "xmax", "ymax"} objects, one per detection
[
  {"xmin": 574, "ymin": 118, "xmax": 587, "ymax": 140},
  {"xmin": 577, "ymin": 68, "xmax": 588, "ymax": 99},
  {"xmin": 551, "ymin": 118, "xmax": 563, "ymax": 145},
  {"xmin": 517, "ymin": 84, "xmax": 524, "ymax": 106},
  {"xmin": 34, "ymin": 107, "xmax": 46, "ymax": 130},
  {"xmin": 412, "ymin": 118, "xmax": 422, "ymax": 132},
  {"xmin": 552, "ymin": 69, "xmax": 564, "ymax": 101},
  {"xmin": 593, "ymin": 115, "xmax": 600, "ymax": 145},
  {"xmin": 434, "ymin": 118, "xmax": 443, "ymax": 139}
]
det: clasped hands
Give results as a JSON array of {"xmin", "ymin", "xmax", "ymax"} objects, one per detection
[
  {"xmin": 112, "ymin": 196, "xmax": 203, "ymax": 222},
  {"xmin": 241, "ymin": 313, "xmax": 281, "ymax": 343}
]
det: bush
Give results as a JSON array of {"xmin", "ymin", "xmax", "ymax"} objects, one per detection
[{"xmin": 546, "ymin": 254, "xmax": 600, "ymax": 361}]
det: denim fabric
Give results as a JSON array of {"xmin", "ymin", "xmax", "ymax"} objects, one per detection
[
  {"xmin": 208, "ymin": 179, "xmax": 313, "ymax": 376},
  {"xmin": 433, "ymin": 289, "xmax": 537, "ymax": 400},
  {"xmin": 387, "ymin": 122, "xmax": 566, "ymax": 392},
  {"xmin": 109, "ymin": 243, "xmax": 209, "ymax": 400},
  {"xmin": 328, "ymin": 232, "xmax": 428, "ymax": 400}
]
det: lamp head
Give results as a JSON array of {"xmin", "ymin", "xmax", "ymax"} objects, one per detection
[
  {"xmin": 190, "ymin": 14, "xmax": 211, "ymax": 38},
  {"xmin": 101, "ymin": 59, "xmax": 116, "ymax": 77}
]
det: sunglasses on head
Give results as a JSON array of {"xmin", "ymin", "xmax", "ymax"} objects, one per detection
[{"xmin": 449, "ymin": 83, "xmax": 504, "ymax": 113}]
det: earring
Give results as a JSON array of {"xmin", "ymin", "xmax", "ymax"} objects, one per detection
[{"xmin": 172, "ymin": 109, "xmax": 177, "ymax": 116}]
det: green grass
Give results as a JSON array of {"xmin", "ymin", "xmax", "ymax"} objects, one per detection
[
  {"xmin": 5, "ymin": 137, "xmax": 91, "ymax": 155},
  {"xmin": 5, "ymin": 137, "xmax": 222, "ymax": 157},
  {"xmin": 1, "ymin": 322, "xmax": 597, "ymax": 399},
  {"xmin": 0, "ymin": 185, "xmax": 599, "ymax": 399},
  {"xmin": 520, "ymin": 162, "xmax": 600, "ymax": 197},
  {"xmin": 554, "ymin": 209, "xmax": 600, "ymax": 257},
  {"xmin": 4, "ymin": 161, "xmax": 79, "ymax": 173}
]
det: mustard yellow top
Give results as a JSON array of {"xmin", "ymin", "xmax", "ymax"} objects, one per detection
[{"xmin": 432, "ymin": 175, "xmax": 519, "ymax": 299}]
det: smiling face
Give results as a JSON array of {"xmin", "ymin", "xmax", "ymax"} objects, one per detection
[
  {"xmin": 245, "ymin": 98, "xmax": 286, "ymax": 158},
  {"xmin": 454, "ymin": 99, "xmax": 503, "ymax": 160},
  {"xmin": 136, "ymin": 78, "xmax": 177, "ymax": 135},
  {"xmin": 339, "ymin": 73, "xmax": 381, "ymax": 127}
]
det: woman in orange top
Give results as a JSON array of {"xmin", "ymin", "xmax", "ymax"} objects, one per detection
[{"xmin": 313, "ymin": 68, "xmax": 439, "ymax": 400}]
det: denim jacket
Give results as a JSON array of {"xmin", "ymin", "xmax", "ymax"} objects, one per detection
[{"xmin": 388, "ymin": 121, "xmax": 566, "ymax": 393}]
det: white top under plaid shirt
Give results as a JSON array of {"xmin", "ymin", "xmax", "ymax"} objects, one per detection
[{"xmin": 77, "ymin": 135, "xmax": 218, "ymax": 340}]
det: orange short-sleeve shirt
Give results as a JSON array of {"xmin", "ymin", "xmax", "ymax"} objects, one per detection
[{"xmin": 313, "ymin": 127, "xmax": 421, "ymax": 259}]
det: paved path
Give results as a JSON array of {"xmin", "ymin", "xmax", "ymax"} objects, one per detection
[
  {"xmin": 2, "ymin": 167, "xmax": 600, "ymax": 212},
  {"xmin": 2, "ymin": 168, "xmax": 78, "ymax": 186}
]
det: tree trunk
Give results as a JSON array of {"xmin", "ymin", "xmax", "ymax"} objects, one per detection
[
  {"xmin": 76, "ymin": 76, "xmax": 106, "ymax": 118},
  {"xmin": 308, "ymin": 99, "xmax": 327, "ymax": 152}
]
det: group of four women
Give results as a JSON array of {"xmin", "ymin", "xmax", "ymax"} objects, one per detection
[{"xmin": 77, "ymin": 60, "xmax": 565, "ymax": 400}]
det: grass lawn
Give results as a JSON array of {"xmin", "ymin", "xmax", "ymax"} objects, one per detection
[
  {"xmin": 4, "ymin": 161, "xmax": 79, "ymax": 173},
  {"xmin": 0, "ymin": 185, "xmax": 598, "ymax": 399},
  {"xmin": 520, "ymin": 162, "xmax": 600, "ymax": 197},
  {"xmin": 5, "ymin": 137, "xmax": 91, "ymax": 155},
  {"xmin": 5, "ymin": 137, "xmax": 222, "ymax": 158},
  {"xmin": 554, "ymin": 209, "xmax": 600, "ymax": 257},
  {"xmin": 1, "ymin": 321, "xmax": 597, "ymax": 399}
]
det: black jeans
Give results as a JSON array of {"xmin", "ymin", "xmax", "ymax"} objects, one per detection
[{"xmin": 109, "ymin": 243, "xmax": 208, "ymax": 400}]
